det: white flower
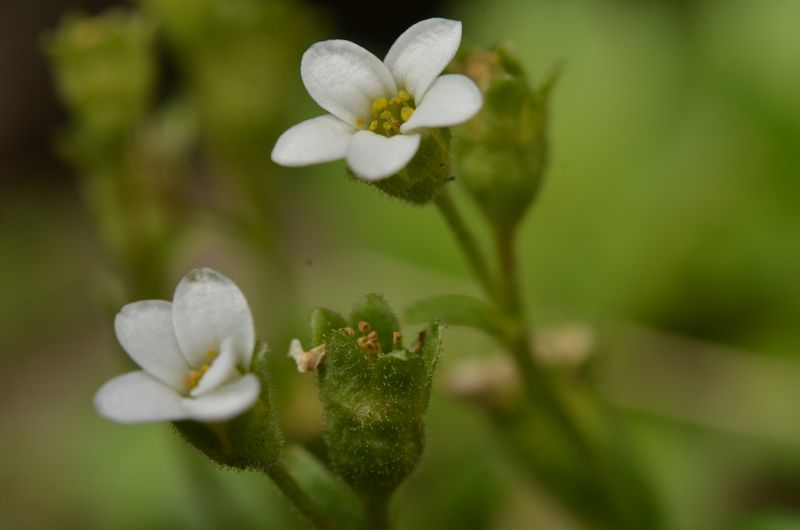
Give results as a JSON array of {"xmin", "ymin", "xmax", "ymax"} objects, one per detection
[
  {"xmin": 94, "ymin": 268, "xmax": 261, "ymax": 424},
  {"xmin": 271, "ymin": 18, "xmax": 483, "ymax": 181}
]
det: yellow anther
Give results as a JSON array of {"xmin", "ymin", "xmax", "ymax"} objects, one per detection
[
  {"xmin": 400, "ymin": 106, "xmax": 414, "ymax": 122},
  {"xmin": 367, "ymin": 92, "xmax": 415, "ymax": 137},
  {"xmin": 355, "ymin": 118, "xmax": 365, "ymax": 128},
  {"xmin": 343, "ymin": 326, "xmax": 355, "ymax": 337},
  {"xmin": 184, "ymin": 363, "xmax": 211, "ymax": 389},
  {"xmin": 371, "ymin": 98, "xmax": 388, "ymax": 116},
  {"xmin": 358, "ymin": 321, "xmax": 371, "ymax": 334},
  {"xmin": 204, "ymin": 349, "xmax": 217, "ymax": 361}
]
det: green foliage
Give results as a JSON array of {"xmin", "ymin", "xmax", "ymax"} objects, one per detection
[
  {"xmin": 174, "ymin": 342, "xmax": 283, "ymax": 472},
  {"xmin": 312, "ymin": 296, "xmax": 441, "ymax": 497},
  {"xmin": 405, "ymin": 294, "xmax": 504, "ymax": 340}
]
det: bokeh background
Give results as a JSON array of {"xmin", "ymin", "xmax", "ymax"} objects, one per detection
[{"xmin": 2, "ymin": 0, "xmax": 800, "ymax": 528}]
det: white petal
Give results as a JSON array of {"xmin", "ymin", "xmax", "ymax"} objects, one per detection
[
  {"xmin": 384, "ymin": 18, "xmax": 462, "ymax": 100},
  {"xmin": 400, "ymin": 74, "xmax": 483, "ymax": 133},
  {"xmin": 271, "ymin": 115, "xmax": 355, "ymax": 167},
  {"xmin": 172, "ymin": 268, "xmax": 255, "ymax": 369},
  {"xmin": 182, "ymin": 374, "xmax": 261, "ymax": 422},
  {"xmin": 301, "ymin": 40, "xmax": 397, "ymax": 126},
  {"xmin": 346, "ymin": 131, "xmax": 421, "ymax": 181},
  {"xmin": 114, "ymin": 301, "xmax": 189, "ymax": 390},
  {"xmin": 95, "ymin": 371, "xmax": 188, "ymax": 424},
  {"xmin": 190, "ymin": 340, "xmax": 238, "ymax": 397}
]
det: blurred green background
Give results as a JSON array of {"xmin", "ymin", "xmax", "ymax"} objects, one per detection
[{"xmin": 2, "ymin": 0, "xmax": 800, "ymax": 528}]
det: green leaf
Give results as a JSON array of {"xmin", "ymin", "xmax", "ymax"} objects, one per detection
[{"xmin": 405, "ymin": 295, "xmax": 504, "ymax": 340}]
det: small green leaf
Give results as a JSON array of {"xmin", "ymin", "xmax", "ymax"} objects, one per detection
[{"xmin": 406, "ymin": 295, "xmax": 504, "ymax": 340}]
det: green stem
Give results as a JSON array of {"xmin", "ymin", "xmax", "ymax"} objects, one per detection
[
  {"xmin": 362, "ymin": 493, "xmax": 391, "ymax": 530},
  {"xmin": 434, "ymin": 190, "xmax": 496, "ymax": 300},
  {"xmin": 268, "ymin": 463, "xmax": 343, "ymax": 530},
  {"xmin": 433, "ymin": 192, "xmax": 587, "ymax": 449}
]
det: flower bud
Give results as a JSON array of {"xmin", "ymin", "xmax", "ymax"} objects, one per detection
[
  {"xmin": 348, "ymin": 129, "xmax": 452, "ymax": 205},
  {"xmin": 452, "ymin": 43, "xmax": 559, "ymax": 233},
  {"xmin": 174, "ymin": 341, "xmax": 283, "ymax": 472},
  {"xmin": 45, "ymin": 10, "xmax": 156, "ymax": 143},
  {"xmin": 310, "ymin": 294, "xmax": 441, "ymax": 495}
]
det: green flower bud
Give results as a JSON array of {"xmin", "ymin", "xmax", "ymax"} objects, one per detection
[
  {"xmin": 174, "ymin": 341, "xmax": 283, "ymax": 472},
  {"xmin": 310, "ymin": 294, "xmax": 442, "ymax": 496},
  {"xmin": 452, "ymin": 43, "xmax": 560, "ymax": 233},
  {"xmin": 45, "ymin": 10, "xmax": 156, "ymax": 142},
  {"xmin": 347, "ymin": 129, "xmax": 452, "ymax": 205}
]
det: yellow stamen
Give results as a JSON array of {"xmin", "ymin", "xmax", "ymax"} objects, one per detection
[
  {"xmin": 400, "ymin": 106, "xmax": 414, "ymax": 122},
  {"xmin": 371, "ymin": 98, "xmax": 388, "ymax": 116},
  {"xmin": 369, "ymin": 120, "xmax": 378, "ymax": 132},
  {"xmin": 184, "ymin": 363, "xmax": 211, "ymax": 389},
  {"xmin": 355, "ymin": 118, "xmax": 365, "ymax": 128},
  {"xmin": 358, "ymin": 321, "xmax": 371, "ymax": 334}
]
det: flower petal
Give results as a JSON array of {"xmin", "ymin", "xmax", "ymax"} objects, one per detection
[
  {"xmin": 301, "ymin": 40, "xmax": 397, "ymax": 126},
  {"xmin": 384, "ymin": 18, "xmax": 462, "ymax": 100},
  {"xmin": 272, "ymin": 115, "xmax": 354, "ymax": 167},
  {"xmin": 95, "ymin": 371, "xmax": 188, "ymax": 424},
  {"xmin": 400, "ymin": 74, "xmax": 483, "ymax": 133},
  {"xmin": 114, "ymin": 300, "xmax": 189, "ymax": 390},
  {"xmin": 172, "ymin": 268, "xmax": 255, "ymax": 369},
  {"xmin": 190, "ymin": 339, "xmax": 238, "ymax": 397},
  {"xmin": 346, "ymin": 131, "xmax": 421, "ymax": 181},
  {"xmin": 182, "ymin": 374, "xmax": 260, "ymax": 422}
]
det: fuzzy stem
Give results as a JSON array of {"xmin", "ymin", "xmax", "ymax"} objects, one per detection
[
  {"xmin": 362, "ymin": 492, "xmax": 391, "ymax": 530},
  {"xmin": 434, "ymin": 190, "xmax": 496, "ymax": 300},
  {"xmin": 268, "ymin": 463, "xmax": 343, "ymax": 530}
]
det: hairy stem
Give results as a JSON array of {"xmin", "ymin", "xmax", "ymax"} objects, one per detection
[
  {"xmin": 362, "ymin": 493, "xmax": 391, "ymax": 530},
  {"xmin": 268, "ymin": 463, "xmax": 343, "ymax": 530},
  {"xmin": 434, "ymin": 190, "xmax": 496, "ymax": 300}
]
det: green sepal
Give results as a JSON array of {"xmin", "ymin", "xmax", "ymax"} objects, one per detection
[
  {"xmin": 310, "ymin": 307, "xmax": 347, "ymax": 348},
  {"xmin": 348, "ymin": 129, "xmax": 452, "ymax": 205},
  {"xmin": 406, "ymin": 294, "xmax": 505, "ymax": 341},
  {"xmin": 349, "ymin": 293, "xmax": 400, "ymax": 353},
  {"xmin": 313, "ymin": 296, "xmax": 442, "ymax": 497},
  {"xmin": 173, "ymin": 340, "xmax": 283, "ymax": 472}
]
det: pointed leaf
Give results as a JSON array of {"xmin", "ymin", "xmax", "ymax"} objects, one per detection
[{"xmin": 405, "ymin": 295, "xmax": 504, "ymax": 340}]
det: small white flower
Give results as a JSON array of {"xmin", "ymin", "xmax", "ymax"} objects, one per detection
[
  {"xmin": 95, "ymin": 268, "xmax": 261, "ymax": 424},
  {"xmin": 271, "ymin": 18, "xmax": 483, "ymax": 181}
]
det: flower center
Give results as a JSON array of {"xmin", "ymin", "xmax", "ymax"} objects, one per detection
[
  {"xmin": 355, "ymin": 90, "xmax": 415, "ymax": 137},
  {"xmin": 183, "ymin": 349, "xmax": 218, "ymax": 390}
]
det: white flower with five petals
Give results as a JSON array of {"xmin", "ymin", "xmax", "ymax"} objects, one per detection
[
  {"xmin": 271, "ymin": 18, "xmax": 482, "ymax": 181},
  {"xmin": 94, "ymin": 268, "xmax": 261, "ymax": 423}
]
